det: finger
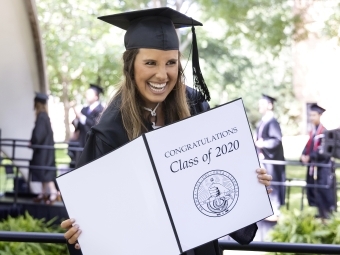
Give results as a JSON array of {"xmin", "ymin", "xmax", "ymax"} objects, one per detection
[
  {"xmin": 258, "ymin": 174, "xmax": 272, "ymax": 181},
  {"xmin": 64, "ymin": 225, "xmax": 79, "ymax": 241},
  {"xmin": 256, "ymin": 168, "xmax": 266, "ymax": 174},
  {"xmin": 258, "ymin": 179, "xmax": 271, "ymax": 186},
  {"xmin": 68, "ymin": 229, "xmax": 82, "ymax": 245},
  {"xmin": 75, "ymin": 243, "xmax": 81, "ymax": 250},
  {"xmin": 61, "ymin": 219, "xmax": 75, "ymax": 229},
  {"xmin": 267, "ymin": 188, "xmax": 273, "ymax": 194}
]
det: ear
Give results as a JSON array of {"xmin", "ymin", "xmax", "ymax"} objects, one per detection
[{"xmin": 267, "ymin": 102, "xmax": 273, "ymax": 110}]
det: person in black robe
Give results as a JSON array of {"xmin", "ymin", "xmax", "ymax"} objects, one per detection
[
  {"xmin": 301, "ymin": 104, "xmax": 334, "ymax": 220},
  {"xmin": 61, "ymin": 8, "xmax": 273, "ymax": 255},
  {"xmin": 29, "ymin": 93, "xmax": 58, "ymax": 204},
  {"xmin": 68, "ymin": 84, "xmax": 104, "ymax": 167},
  {"xmin": 255, "ymin": 94, "xmax": 285, "ymax": 221}
]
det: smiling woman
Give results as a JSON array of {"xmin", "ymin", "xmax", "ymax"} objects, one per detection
[
  {"xmin": 60, "ymin": 7, "xmax": 273, "ymax": 255},
  {"xmin": 135, "ymin": 49, "xmax": 178, "ymax": 102}
]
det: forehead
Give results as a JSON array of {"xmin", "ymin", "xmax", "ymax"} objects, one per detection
[
  {"xmin": 137, "ymin": 48, "xmax": 179, "ymax": 59},
  {"xmin": 259, "ymin": 98, "xmax": 269, "ymax": 104}
]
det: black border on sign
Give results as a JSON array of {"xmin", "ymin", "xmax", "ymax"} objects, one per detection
[{"xmin": 142, "ymin": 135, "xmax": 183, "ymax": 253}]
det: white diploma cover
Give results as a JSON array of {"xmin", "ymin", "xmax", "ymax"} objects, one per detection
[{"xmin": 57, "ymin": 99, "xmax": 273, "ymax": 255}]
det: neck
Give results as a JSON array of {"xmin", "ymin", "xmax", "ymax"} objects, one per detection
[
  {"xmin": 263, "ymin": 110, "xmax": 273, "ymax": 116},
  {"xmin": 143, "ymin": 102, "xmax": 164, "ymax": 127}
]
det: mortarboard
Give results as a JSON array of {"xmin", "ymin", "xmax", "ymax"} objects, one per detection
[
  {"xmin": 310, "ymin": 103, "xmax": 326, "ymax": 114},
  {"xmin": 89, "ymin": 84, "xmax": 104, "ymax": 95},
  {"xmin": 262, "ymin": 94, "xmax": 276, "ymax": 104},
  {"xmin": 98, "ymin": 7, "xmax": 210, "ymax": 102},
  {"xmin": 34, "ymin": 92, "xmax": 49, "ymax": 104}
]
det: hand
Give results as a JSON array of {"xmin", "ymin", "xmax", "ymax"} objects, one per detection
[
  {"xmin": 256, "ymin": 168, "xmax": 272, "ymax": 194},
  {"xmin": 73, "ymin": 107, "xmax": 82, "ymax": 119},
  {"xmin": 61, "ymin": 219, "xmax": 81, "ymax": 250},
  {"xmin": 301, "ymin": 155, "xmax": 310, "ymax": 164},
  {"xmin": 255, "ymin": 138, "xmax": 264, "ymax": 148}
]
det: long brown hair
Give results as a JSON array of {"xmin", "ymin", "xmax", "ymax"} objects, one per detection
[
  {"xmin": 34, "ymin": 101, "xmax": 47, "ymax": 118},
  {"xmin": 109, "ymin": 49, "xmax": 191, "ymax": 140}
]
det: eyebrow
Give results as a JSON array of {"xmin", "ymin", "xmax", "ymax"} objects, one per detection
[{"xmin": 142, "ymin": 58, "xmax": 178, "ymax": 62}]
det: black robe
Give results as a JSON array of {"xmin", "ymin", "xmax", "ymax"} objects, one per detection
[
  {"xmin": 302, "ymin": 125, "xmax": 335, "ymax": 218},
  {"xmin": 69, "ymin": 103, "xmax": 104, "ymax": 167},
  {"xmin": 67, "ymin": 87, "xmax": 258, "ymax": 255},
  {"xmin": 29, "ymin": 112, "xmax": 56, "ymax": 182},
  {"xmin": 72, "ymin": 103, "xmax": 104, "ymax": 147},
  {"xmin": 256, "ymin": 117, "xmax": 286, "ymax": 207}
]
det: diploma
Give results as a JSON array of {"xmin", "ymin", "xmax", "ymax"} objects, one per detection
[{"xmin": 57, "ymin": 98, "xmax": 273, "ymax": 255}]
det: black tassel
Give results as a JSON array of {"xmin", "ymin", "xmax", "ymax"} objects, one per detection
[{"xmin": 191, "ymin": 25, "xmax": 210, "ymax": 102}]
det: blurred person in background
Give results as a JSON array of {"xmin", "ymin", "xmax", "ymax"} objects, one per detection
[
  {"xmin": 29, "ymin": 93, "xmax": 59, "ymax": 204},
  {"xmin": 255, "ymin": 94, "xmax": 286, "ymax": 222},
  {"xmin": 301, "ymin": 103, "xmax": 334, "ymax": 220},
  {"xmin": 68, "ymin": 84, "xmax": 104, "ymax": 167}
]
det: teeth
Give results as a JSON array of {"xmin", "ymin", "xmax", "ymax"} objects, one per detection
[{"xmin": 148, "ymin": 82, "xmax": 166, "ymax": 89}]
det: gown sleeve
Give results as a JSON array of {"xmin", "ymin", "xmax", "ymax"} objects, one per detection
[
  {"xmin": 30, "ymin": 113, "xmax": 48, "ymax": 145},
  {"xmin": 262, "ymin": 120, "xmax": 282, "ymax": 150}
]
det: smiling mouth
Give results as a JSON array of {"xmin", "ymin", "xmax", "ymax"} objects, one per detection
[{"xmin": 148, "ymin": 82, "xmax": 167, "ymax": 93}]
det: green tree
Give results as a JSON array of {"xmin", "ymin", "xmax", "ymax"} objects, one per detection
[
  {"xmin": 192, "ymin": 0, "xmax": 306, "ymax": 134},
  {"xmin": 37, "ymin": 0, "xmax": 136, "ymax": 140}
]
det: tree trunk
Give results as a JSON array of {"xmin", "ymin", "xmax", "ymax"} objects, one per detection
[{"xmin": 62, "ymin": 80, "xmax": 71, "ymax": 141}]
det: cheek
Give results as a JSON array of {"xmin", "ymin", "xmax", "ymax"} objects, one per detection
[{"xmin": 169, "ymin": 68, "xmax": 179, "ymax": 83}]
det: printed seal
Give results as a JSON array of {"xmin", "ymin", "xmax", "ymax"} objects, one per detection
[{"xmin": 193, "ymin": 170, "xmax": 239, "ymax": 217}]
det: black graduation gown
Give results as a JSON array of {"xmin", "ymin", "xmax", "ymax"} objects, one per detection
[
  {"xmin": 302, "ymin": 126, "xmax": 334, "ymax": 217},
  {"xmin": 67, "ymin": 87, "xmax": 258, "ymax": 255},
  {"xmin": 29, "ymin": 112, "xmax": 56, "ymax": 182},
  {"xmin": 69, "ymin": 104, "xmax": 104, "ymax": 167},
  {"xmin": 256, "ymin": 117, "xmax": 285, "ymax": 206},
  {"xmin": 73, "ymin": 103, "xmax": 104, "ymax": 147}
]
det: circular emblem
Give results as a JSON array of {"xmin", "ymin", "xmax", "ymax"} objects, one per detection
[{"xmin": 193, "ymin": 170, "xmax": 239, "ymax": 217}]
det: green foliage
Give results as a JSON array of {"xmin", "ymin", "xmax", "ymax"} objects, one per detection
[
  {"xmin": 0, "ymin": 212, "xmax": 67, "ymax": 255},
  {"xmin": 269, "ymin": 209, "xmax": 340, "ymax": 255},
  {"xmin": 324, "ymin": 3, "xmax": 340, "ymax": 44},
  {"xmin": 191, "ymin": 0, "xmax": 305, "ymax": 135}
]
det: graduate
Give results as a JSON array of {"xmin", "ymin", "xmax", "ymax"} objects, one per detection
[
  {"xmin": 30, "ymin": 93, "xmax": 59, "ymax": 204},
  {"xmin": 72, "ymin": 84, "xmax": 105, "ymax": 148},
  {"xmin": 255, "ymin": 94, "xmax": 285, "ymax": 221},
  {"xmin": 301, "ymin": 103, "xmax": 334, "ymax": 220},
  {"xmin": 61, "ymin": 8, "xmax": 273, "ymax": 255}
]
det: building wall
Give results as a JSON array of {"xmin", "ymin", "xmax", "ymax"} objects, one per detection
[
  {"xmin": 0, "ymin": 0, "xmax": 46, "ymax": 193},
  {"xmin": 0, "ymin": 0, "xmax": 45, "ymax": 150},
  {"xmin": 293, "ymin": 1, "xmax": 340, "ymax": 133}
]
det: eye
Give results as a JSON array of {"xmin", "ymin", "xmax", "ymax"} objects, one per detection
[
  {"xmin": 145, "ymin": 61, "xmax": 156, "ymax": 65},
  {"xmin": 166, "ymin": 60, "xmax": 177, "ymax": 65}
]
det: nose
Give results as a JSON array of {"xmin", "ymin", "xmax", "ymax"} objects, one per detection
[{"xmin": 155, "ymin": 65, "xmax": 168, "ymax": 81}]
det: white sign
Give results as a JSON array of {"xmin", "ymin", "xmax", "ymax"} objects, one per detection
[{"xmin": 57, "ymin": 98, "xmax": 273, "ymax": 255}]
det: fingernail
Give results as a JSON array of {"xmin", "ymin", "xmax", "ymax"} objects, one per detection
[
  {"xmin": 74, "ymin": 225, "xmax": 79, "ymax": 229},
  {"xmin": 70, "ymin": 219, "xmax": 75, "ymax": 223},
  {"xmin": 78, "ymin": 229, "xmax": 82, "ymax": 234}
]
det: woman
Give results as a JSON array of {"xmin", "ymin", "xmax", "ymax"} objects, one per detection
[
  {"xmin": 30, "ymin": 93, "xmax": 59, "ymax": 204},
  {"xmin": 61, "ymin": 7, "xmax": 273, "ymax": 255}
]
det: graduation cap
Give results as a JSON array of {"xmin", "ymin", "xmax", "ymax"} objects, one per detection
[
  {"xmin": 98, "ymin": 7, "xmax": 210, "ymax": 102},
  {"xmin": 262, "ymin": 94, "xmax": 277, "ymax": 104},
  {"xmin": 34, "ymin": 92, "xmax": 49, "ymax": 104},
  {"xmin": 310, "ymin": 103, "xmax": 326, "ymax": 114},
  {"xmin": 89, "ymin": 84, "xmax": 104, "ymax": 95}
]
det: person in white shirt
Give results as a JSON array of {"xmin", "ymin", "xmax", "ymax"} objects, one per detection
[
  {"xmin": 68, "ymin": 84, "xmax": 105, "ymax": 167},
  {"xmin": 255, "ymin": 94, "xmax": 285, "ymax": 221}
]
